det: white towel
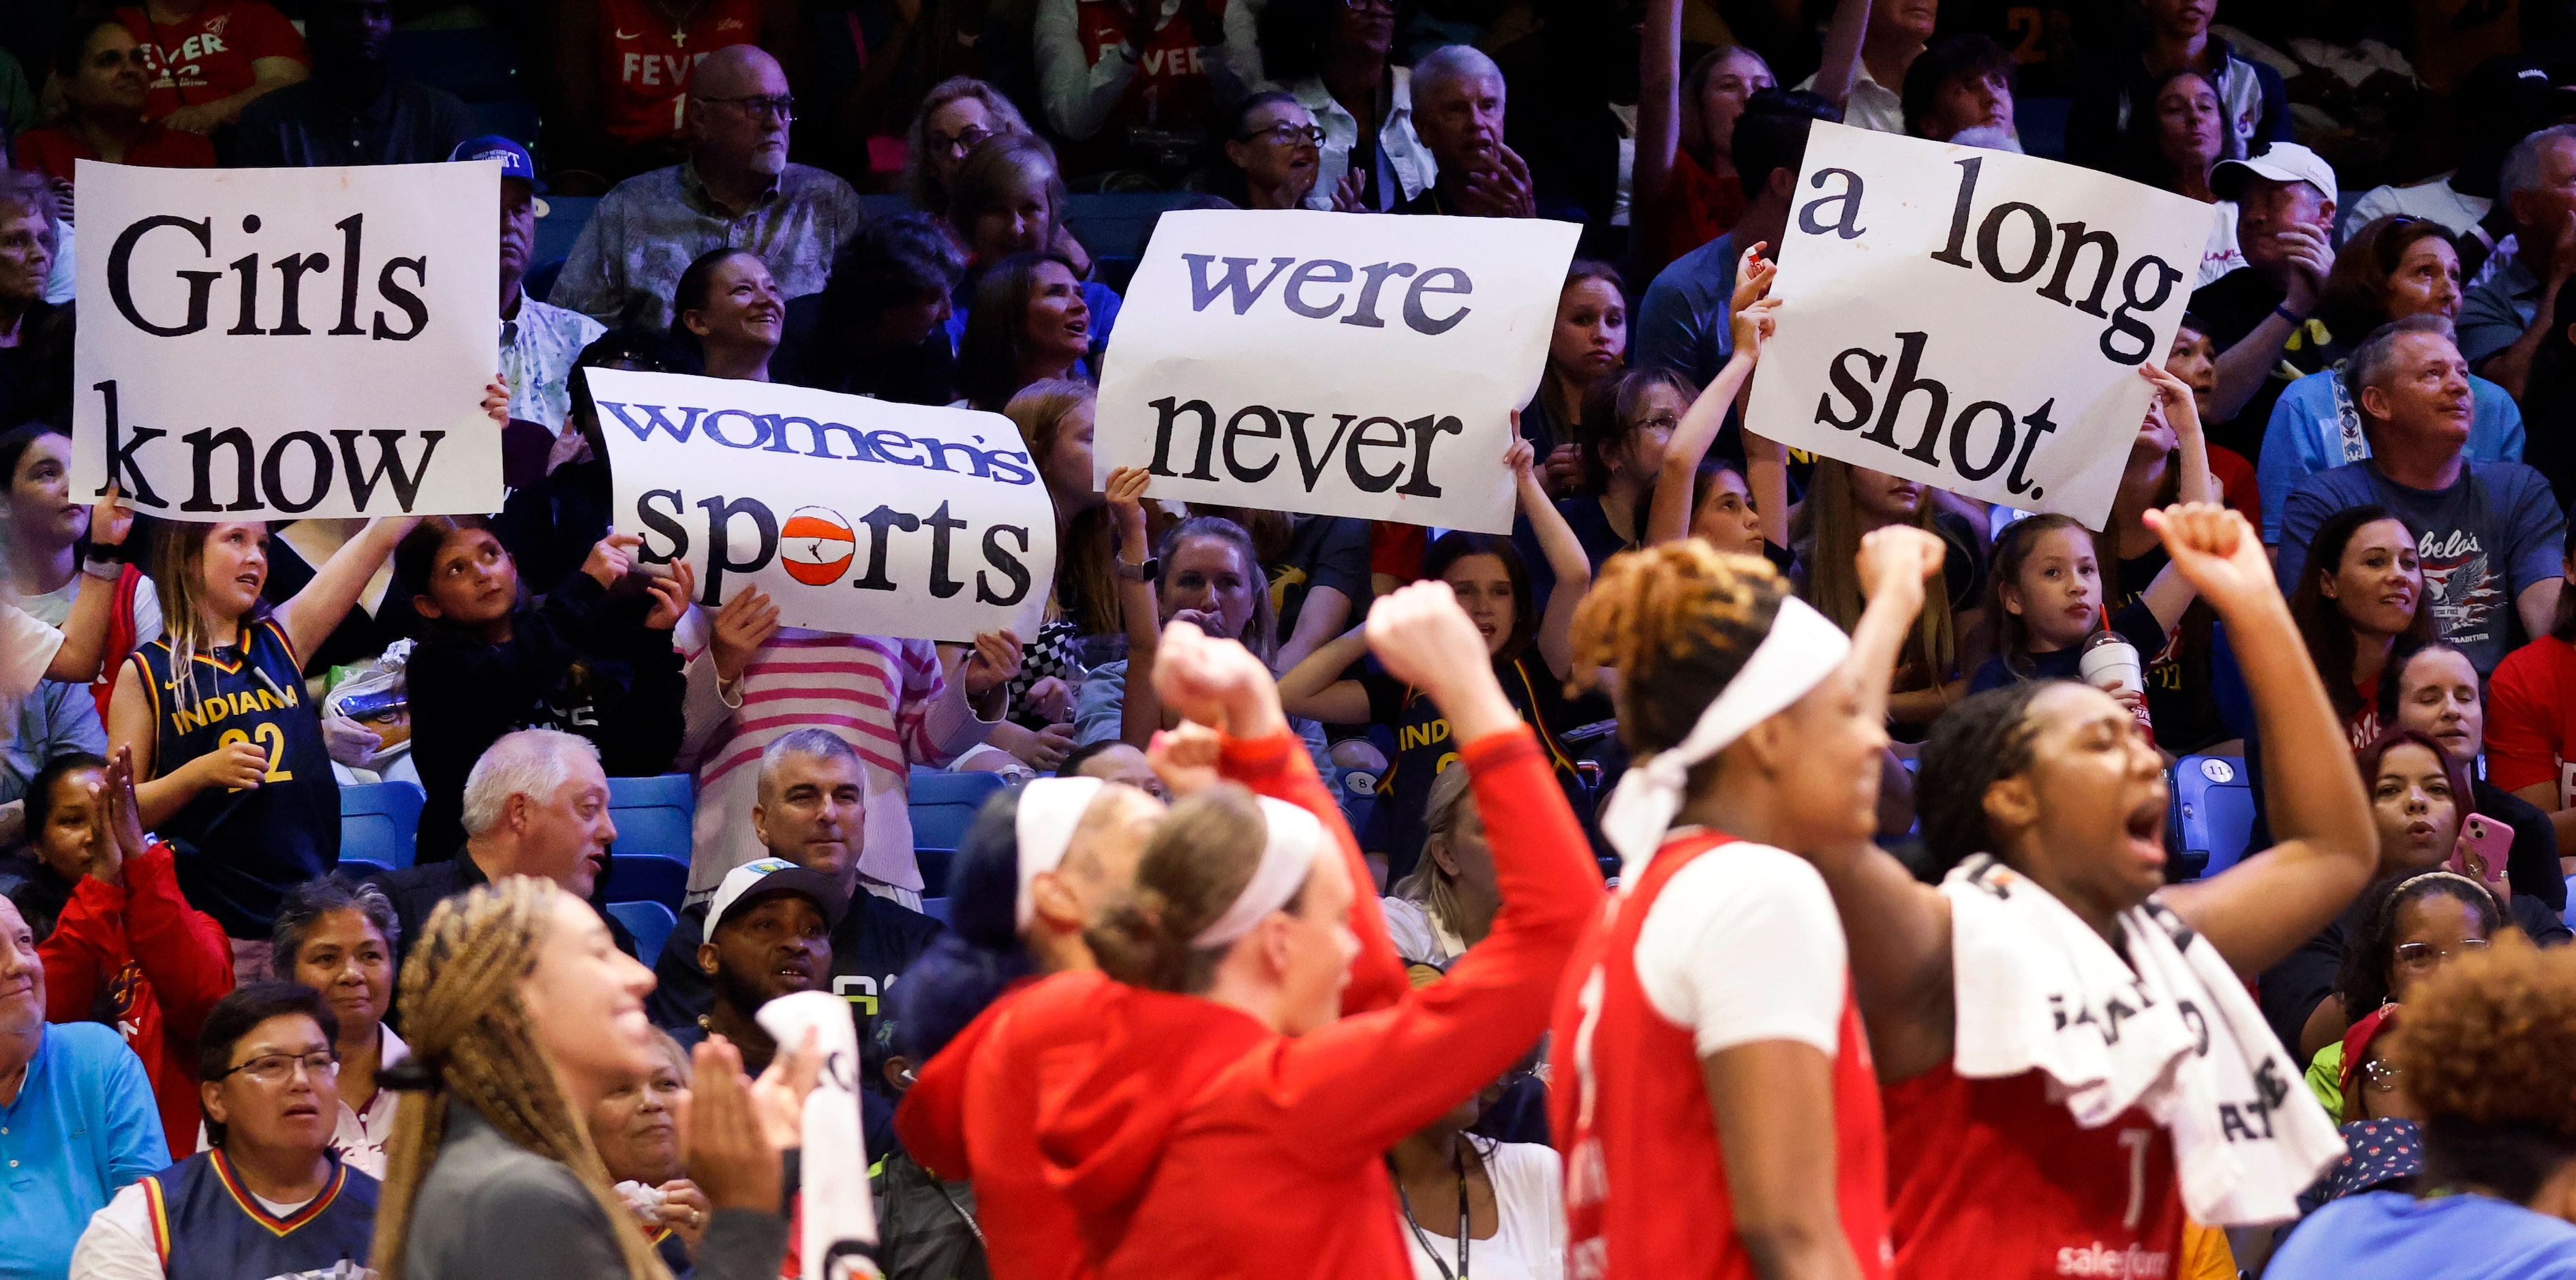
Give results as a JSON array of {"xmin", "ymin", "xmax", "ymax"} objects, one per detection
[
  {"xmin": 1942, "ymin": 855, "xmax": 2342, "ymax": 1225},
  {"xmin": 758, "ymin": 990, "xmax": 883, "ymax": 1279}
]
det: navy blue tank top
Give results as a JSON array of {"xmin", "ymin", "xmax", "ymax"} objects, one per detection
[
  {"xmin": 140, "ymin": 1149, "xmax": 379, "ymax": 1280},
  {"xmin": 130, "ymin": 617, "xmax": 339, "ymax": 936}
]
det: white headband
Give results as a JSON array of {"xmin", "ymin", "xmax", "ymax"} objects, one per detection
[
  {"xmin": 1015, "ymin": 776, "xmax": 1107, "ymax": 932},
  {"xmin": 1596, "ymin": 595, "xmax": 1852, "ymax": 879},
  {"xmin": 1190, "ymin": 796, "xmax": 1325, "ymax": 949}
]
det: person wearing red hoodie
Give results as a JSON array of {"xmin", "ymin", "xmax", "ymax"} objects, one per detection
[
  {"xmin": 894, "ymin": 623, "xmax": 1409, "ymax": 1280},
  {"xmin": 1547, "ymin": 528, "xmax": 1944, "ymax": 1280},
  {"xmin": 38, "ymin": 744, "xmax": 234, "ymax": 1161},
  {"xmin": 1022, "ymin": 583, "xmax": 1601, "ymax": 1278}
]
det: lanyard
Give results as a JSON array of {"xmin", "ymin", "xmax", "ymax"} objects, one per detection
[
  {"xmin": 1394, "ymin": 1141, "xmax": 1473, "ymax": 1280},
  {"xmin": 2327, "ymin": 370, "xmax": 2371, "ymax": 466}
]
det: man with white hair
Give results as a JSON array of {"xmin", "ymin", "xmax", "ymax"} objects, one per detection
[
  {"xmin": 2459, "ymin": 124, "xmax": 2576, "ymax": 398},
  {"xmin": 1395, "ymin": 45, "xmax": 1538, "ymax": 218},
  {"xmin": 371, "ymin": 727, "xmax": 636, "ymax": 962}
]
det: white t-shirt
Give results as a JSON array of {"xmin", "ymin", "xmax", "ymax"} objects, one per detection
[
  {"xmin": 1402, "ymin": 1141, "xmax": 1567, "ymax": 1280},
  {"xmin": 2341, "ymin": 172, "xmax": 2491, "ymax": 242},
  {"xmin": 14, "ymin": 568, "xmax": 166, "ymax": 644},
  {"xmin": 1381, "ymin": 896, "xmax": 1467, "ymax": 971},
  {"xmin": 70, "ymin": 1178, "xmax": 322, "ymax": 1280},
  {"xmin": 1794, "ymin": 67, "xmax": 1903, "ymax": 134},
  {"xmin": 2196, "ymin": 200, "xmax": 2246, "ymax": 289},
  {"xmin": 0, "ymin": 603, "xmax": 59, "ymax": 706},
  {"xmin": 1632, "ymin": 838, "xmax": 1847, "ymax": 1058}
]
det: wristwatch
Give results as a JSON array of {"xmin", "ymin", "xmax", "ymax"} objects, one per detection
[{"xmin": 1114, "ymin": 555, "xmax": 1158, "ymax": 582}]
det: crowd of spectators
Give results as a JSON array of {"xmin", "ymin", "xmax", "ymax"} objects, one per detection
[{"xmin": 7, "ymin": 0, "xmax": 2576, "ymax": 1276}]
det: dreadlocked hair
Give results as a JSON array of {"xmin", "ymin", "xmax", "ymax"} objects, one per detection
[
  {"xmin": 1569, "ymin": 539, "xmax": 1787, "ymax": 757},
  {"xmin": 1916, "ymin": 682, "xmax": 2055, "ymax": 881},
  {"xmin": 369, "ymin": 877, "xmax": 671, "ymax": 1280}
]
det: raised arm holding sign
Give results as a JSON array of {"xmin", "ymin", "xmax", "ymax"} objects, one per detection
[{"xmin": 1743, "ymin": 125, "xmax": 2218, "ymax": 529}]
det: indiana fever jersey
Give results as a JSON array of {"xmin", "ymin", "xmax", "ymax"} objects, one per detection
[
  {"xmin": 1884, "ymin": 1065, "xmax": 2186, "ymax": 1279},
  {"xmin": 596, "ymin": 0, "xmax": 761, "ymax": 144},
  {"xmin": 131, "ymin": 618, "xmax": 337, "ymax": 936},
  {"xmin": 142, "ymin": 1150, "xmax": 379, "ymax": 1280},
  {"xmin": 1550, "ymin": 829, "xmax": 1890, "ymax": 1279}
]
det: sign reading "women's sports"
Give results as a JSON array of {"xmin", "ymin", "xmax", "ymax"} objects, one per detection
[
  {"xmin": 1743, "ymin": 125, "xmax": 2217, "ymax": 529},
  {"xmin": 1094, "ymin": 209, "xmax": 1578, "ymax": 534},
  {"xmin": 590, "ymin": 369, "xmax": 1056, "ymax": 644}
]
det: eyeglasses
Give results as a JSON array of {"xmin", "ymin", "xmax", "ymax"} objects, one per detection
[
  {"xmin": 218, "ymin": 1050, "xmax": 340, "ymax": 1084},
  {"xmin": 1238, "ymin": 122, "xmax": 1326, "ymax": 147},
  {"xmin": 1632, "ymin": 413, "xmax": 1682, "ymax": 433},
  {"xmin": 2360, "ymin": 1058, "xmax": 2404, "ymax": 1093},
  {"xmin": 2393, "ymin": 936, "xmax": 2489, "ymax": 969},
  {"xmin": 932, "ymin": 123, "xmax": 995, "ymax": 155},
  {"xmin": 698, "ymin": 93, "xmax": 796, "ymax": 123}
]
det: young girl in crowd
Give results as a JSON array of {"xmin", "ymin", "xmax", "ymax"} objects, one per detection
[
  {"xmin": 960, "ymin": 252, "xmax": 1096, "ymax": 412},
  {"xmin": 1547, "ymin": 525, "xmax": 1939, "ymax": 1277},
  {"xmin": 1798, "ymin": 458, "xmax": 1984, "ymax": 733},
  {"xmin": 1551, "ymin": 366, "xmax": 1687, "ymax": 575},
  {"xmin": 2282, "ymin": 504, "xmax": 2431, "ymax": 746},
  {"xmin": 397, "ymin": 519, "xmax": 691, "ymax": 856},
  {"xmin": 2306, "ymin": 869, "xmax": 2502, "ymax": 1116},
  {"xmin": 1633, "ymin": 33, "xmax": 1776, "ymax": 275},
  {"xmin": 1524, "ymin": 262, "xmax": 1627, "ymax": 494},
  {"xmin": 2258, "ymin": 729, "xmax": 2566, "ymax": 1063},
  {"xmin": 270, "ymin": 873, "xmax": 407, "ymax": 1178},
  {"xmin": 1026, "ymin": 586, "xmax": 1599, "ymax": 1277},
  {"xmin": 671, "ymin": 248, "xmax": 784, "ymax": 383},
  {"xmin": 1088, "ymin": 513, "xmax": 1278, "ymax": 750},
  {"xmin": 33, "ymin": 747, "xmax": 231, "ymax": 1161},
  {"xmin": 898, "ymin": 624, "xmax": 1408, "ymax": 1280},
  {"xmin": 1813, "ymin": 502, "xmax": 2376, "ymax": 1277},
  {"xmin": 2270, "ymin": 945, "xmax": 2576, "ymax": 1274},
  {"xmin": 1279, "ymin": 441, "xmax": 1592, "ymax": 881},
  {"xmin": 1, "ymin": 425, "xmax": 154, "ymax": 710},
  {"xmin": 1647, "ymin": 248, "xmax": 1783, "ymax": 558},
  {"xmin": 2099, "ymin": 363, "xmax": 2228, "ymax": 749}
]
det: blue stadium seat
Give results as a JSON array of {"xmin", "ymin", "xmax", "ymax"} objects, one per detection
[
  {"xmin": 388, "ymin": 28, "xmax": 523, "ymax": 102},
  {"xmin": 2172, "ymin": 756, "xmax": 2256, "ymax": 880},
  {"xmin": 607, "ymin": 900, "xmax": 679, "ymax": 964},
  {"xmin": 920, "ymin": 897, "xmax": 953, "ymax": 926},
  {"xmin": 910, "ymin": 769, "xmax": 1009, "ymax": 894},
  {"xmin": 602, "ymin": 853, "xmax": 689, "ymax": 912},
  {"xmin": 534, "ymin": 196, "xmax": 600, "ymax": 270},
  {"xmin": 2563, "ymin": 876, "xmax": 2575, "ymax": 931},
  {"xmin": 339, "ymin": 781, "xmax": 426, "ymax": 872},
  {"xmin": 608, "ymin": 774, "xmax": 696, "ymax": 860}
]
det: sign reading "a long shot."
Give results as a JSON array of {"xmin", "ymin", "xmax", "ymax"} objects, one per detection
[
  {"xmin": 1744, "ymin": 125, "xmax": 2218, "ymax": 528},
  {"xmin": 73, "ymin": 159, "xmax": 502, "ymax": 519},
  {"xmin": 591, "ymin": 369, "xmax": 1056, "ymax": 645},
  {"xmin": 1094, "ymin": 209, "xmax": 1578, "ymax": 534}
]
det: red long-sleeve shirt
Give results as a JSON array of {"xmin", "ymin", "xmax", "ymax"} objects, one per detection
[
  {"xmin": 895, "ymin": 727, "xmax": 1407, "ymax": 1280},
  {"xmin": 1034, "ymin": 727, "xmax": 1601, "ymax": 1278},
  {"xmin": 40, "ymin": 840, "xmax": 236, "ymax": 1161}
]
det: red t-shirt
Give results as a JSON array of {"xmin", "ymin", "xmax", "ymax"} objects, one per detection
[
  {"xmin": 1056, "ymin": 0, "xmax": 1228, "ymax": 174},
  {"xmin": 1641, "ymin": 148, "xmax": 1745, "ymax": 278},
  {"xmin": 595, "ymin": 0, "xmax": 763, "ymax": 146},
  {"xmin": 12, "ymin": 123, "xmax": 216, "ymax": 181},
  {"xmin": 2209, "ymin": 445, "xmax": 2258, "ymax": 523},
  {"xmin": 1551, "ymin": 830, "xmax": 1892, "ymax": 1279},
  {"xmin": 2486, "ymin": 635, "xmax": 2576, "ymax": 805},
  {"xmin": 118, "ymin": 0, "xmax": 307, "ymax": 121},
  {"xmin": 1885, "ymin": 1065, "xmax": 2186, "ymax": 1279}
]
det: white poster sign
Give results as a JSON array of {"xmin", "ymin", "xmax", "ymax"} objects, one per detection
[
  {"xmin": 1744, "ymin": 124, "xmax": 2218, "ymax": 528},
  {"xmin": 1094, "ymin": 209, "xmax": 1578, "ymax": 534},
  {"xmin": 73, "ymin": 159, "xmax": 501, "ymax": 520},
  {"xmin": 592, "ymin": 370, "xmax": 1056, "ymax": 643}
]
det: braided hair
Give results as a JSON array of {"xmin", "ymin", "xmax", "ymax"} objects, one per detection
[
  {"xmin": 369, "ymin": 878, "xmax": 671, "ymax": 1280},
  {"xmin": 1916, "ymin": 682, "xmax": 2055, "ymax": 880},
  {"xmin": 1569, "ymin": 540, "xmax": 1788, "ymax": 758}
]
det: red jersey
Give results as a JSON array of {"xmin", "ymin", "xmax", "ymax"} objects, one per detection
[
  {"xmin": 595, "ymin": 0, "xmax": 762, "ymax": 146},
  {"xmin": 117, "ymin": 0, "xmax": 307, "ymax": 121},
  {"xmin": 1884, "ymin": 1065, "xmax": 2186, "ymax": 1280},
  {"xmin": 37, "ymin": 840, "xmax": 236, "ymax": 1161},
  {"xmin": 12, "ymin": 124, "xmax": 215, "ymax": 182},
  {"xmin": 1056, "ymin": 0, "xmax": 1227, "ymax": 172},
  {"xmin": 1550, "ymin": 830, "xmax": 1890, "ymax": 1279},
  {"xmin": 2486, "ymin": 635, "xmax": 2576, "ymax": 806}
]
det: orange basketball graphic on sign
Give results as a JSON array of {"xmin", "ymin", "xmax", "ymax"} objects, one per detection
[{"xmin": 780, "ymin": 506, "xmax": 856, "ymax": 585}]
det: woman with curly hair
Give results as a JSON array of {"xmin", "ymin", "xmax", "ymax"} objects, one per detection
[{"xmin": 2269, "ymin": 941, "xmax": 2576, "ymax": 1270}]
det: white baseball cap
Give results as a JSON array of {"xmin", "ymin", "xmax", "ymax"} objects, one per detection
[
  {"xmin": 706, "ymin": 857, "xmax": 846, "ymax": 934},
  {"xmin": 2211, "ymin": 142, "xmax": 2338, "ymax": 203}
]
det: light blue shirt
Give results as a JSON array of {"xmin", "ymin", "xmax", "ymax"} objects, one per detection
[
  {"xmin": 2254, "ymin": 369, "xmax": 2526, "ymax": 542},
  {"xmin": 2271, "ymin": 1191, "xmax": 2576, "ymax": 1278},
  {"xmin": 0, "ymin": 1022, "xmax": 168, "ymax": 1279}
]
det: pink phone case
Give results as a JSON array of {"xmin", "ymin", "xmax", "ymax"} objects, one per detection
[{"xmin": 2452, "ymin": 813, "xmax": 2513, "ymax": 883}]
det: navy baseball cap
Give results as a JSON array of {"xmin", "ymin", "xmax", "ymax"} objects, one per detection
[{"xmin": 450, "ymin": 134, "xmax": 543, "ymax": 192}]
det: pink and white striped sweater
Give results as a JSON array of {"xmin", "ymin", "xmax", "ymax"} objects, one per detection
[{"xmin": 675, "ymin": 620, "xmax": 1000, "ymax": 896}]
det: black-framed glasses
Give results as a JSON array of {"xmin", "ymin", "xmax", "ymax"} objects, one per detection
[
  {"xmin": 932, "ymin": 123, "xmax": 995, "ymax": 154},
  {"xmin": 699, "ymin": 93, "xmax": 796, "ymax": 123},
  {"xmin": 217, "ymin": 1050, "xmax": 340, "ymax": 1084},
  {"xmin": 2393, "ymin": 936, "xmax": 2489, "ymax": 969},
  {"xmin": 1239, "ymin": 122, "xmax": 1326, "ymax": 147}
]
